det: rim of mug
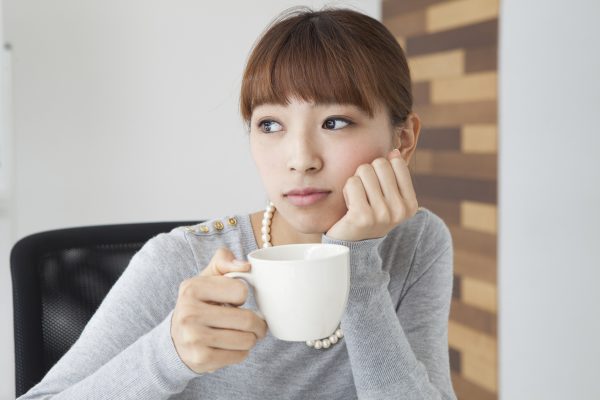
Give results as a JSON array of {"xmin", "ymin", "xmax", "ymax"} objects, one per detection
[{"xmin": 248, "ymin": 243, "xmax": 349, "ymax": 263}]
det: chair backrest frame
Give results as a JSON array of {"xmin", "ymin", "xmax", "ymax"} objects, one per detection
[{"xmin": 10, "ymin": 220, "xmax": 200, "ymax": 397}]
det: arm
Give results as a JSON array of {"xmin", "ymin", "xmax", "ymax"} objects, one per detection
[
  {"xmin": 18, "ymin": 230, "xmax": 201, "ymax": 400},
  {"xmin": 322, "ymin": 215, "xmax": 456, "ymax": 400}
]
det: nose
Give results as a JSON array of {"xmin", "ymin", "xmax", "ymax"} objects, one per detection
[{"xmin": 286, "ymin": 130, "xmax": 323, "ymax": 173}]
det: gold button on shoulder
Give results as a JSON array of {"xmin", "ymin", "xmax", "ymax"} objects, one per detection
[
  {"xmin": 213, "ymin": 220, "xmax": 224, "ymax": 231},
  {"xmin": 198, "ymin": 225, "xmax": 210, "ymax": 233},
  {"xmin": 227, "ymin": 217, "xmax": 237, "ymax": 227}
]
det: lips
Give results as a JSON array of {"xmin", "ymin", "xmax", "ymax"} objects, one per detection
[
  {"xmin": 285, "ymin": 191, "xmax": 330, "ymax": 207},
  {"xmin": 284, "ymin": 187, "xmax": 331, "ymax": 196}
]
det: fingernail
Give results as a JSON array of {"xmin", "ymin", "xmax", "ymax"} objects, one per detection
[{"xmin": 392, "ymin": 148, "xmax": 401, "ymax": 156}]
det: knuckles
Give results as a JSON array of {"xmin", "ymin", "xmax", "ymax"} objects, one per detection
[
  {"xmin": 231, "ymin": 279, "xmax": 249, "ymax": 304},
  {"xmin": 371, "ymin": 157, "xmax": 389, "ymax": 168}
]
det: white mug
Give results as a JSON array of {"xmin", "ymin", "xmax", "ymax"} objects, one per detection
[{"xmin": 225, "ymin": 243, "xmax": 350, "ymax": 341}]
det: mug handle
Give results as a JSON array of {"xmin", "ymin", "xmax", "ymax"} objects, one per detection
[{"xmin": 224, "ymin": 272, "xmax": 265, "ymax": 320}]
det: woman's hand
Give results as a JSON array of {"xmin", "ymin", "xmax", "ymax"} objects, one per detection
[
  {"xmin": 171, "ymin": 248, "xmax": 268, "ymax": 374},
  {"xmin": 325, "ymin": 149, "xmax": 419, "ymax": 241}
]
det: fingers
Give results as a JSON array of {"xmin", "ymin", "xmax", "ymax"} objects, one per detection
[
  {"xmin": 371, "ymin": 158, "xmax": 403, "ymax": 205},
  {"xmin": 388, "ymin": 156, "xmax": 419, "ymax": 214},
  {"xmin": 200, "ymin": 247, "xmax": 251, "ymax": 277},
  {"xmin": 349, "ymin": 155, "xmax": 418, "ymax": 223},
  {"xmin": 198, "ymin": 347, "xmax": 251, "ymax": 372},
  {"xmin": 343, "ymin": 176, "xmax": 370, "ymax": 211},
  {"xmin": 179, "ymin": 275, "xmax": 249, "ymax": 306},
  {"xmin": 354, "ymin": 164, "xmax": 388, "ymax": 213},
  {"xmin": 182, "ymin": 303, "xmax": 268, "ymax": 342},
  {"xmin": 189, "ymin": 326, "xmax": 259, "ymax": 351}
]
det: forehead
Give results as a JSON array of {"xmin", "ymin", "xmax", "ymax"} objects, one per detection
[
  {"xmin": 252, "ymin": 99, "xmax": 379, "ymax": 116},
  {"xmin": 252, "ymin": 97, "xmax": 380, "ymax": 115}
]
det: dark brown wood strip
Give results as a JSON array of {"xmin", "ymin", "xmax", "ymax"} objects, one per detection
[
  {"xmin": 412, "ymin": 81, "xmax": 430, "ymax": 105},
  {"xmin": 406, "ymin": 19, "xmax": 498, "ymax": 56},
  {"xmin": 449, "ymin": 347, "xmax": 462, "ymax": 373},
  {"xmin": 415, "ymin": 100, "xmax": 497, "ymax": 126},
  {"xmin": 465, "ymin": 45, "xmax": 498, "ymax": 73},
  {"xmin": 418, "ymin": 196, "xmax": 461, "ymax": 225},
  {"xmin": 450, "ymin": 299, "xmax": 497, "ymax": 337},
  {"xmin": 452, "ymin": 274, "xmax": 462, "ymax": 299},
  {"xmin": 414, "ymin": 150, "xmax": 497, "ymax": 180},
  {"xmin": 412, "ymin": 174, "xmax": 497, "ymax": 204},
  {"xmin": 451, "ymin": 371, "xmax": 497, "ymax": 400},
  {"xmin": 417, "ymin": 127, "xmax": 461, "ymax": 151},
  {"xmin": 382, "ymin": 0, "xmax": 446, "ymax": 17},
  {"xmin": 450, "ymin": 225, "xmax": 497, "ymax": 258},
  {"xmin": 383, "ymin": 9, "xmax": 427, "ymax": 38},
  {"xmin": 454, "ymin": 249, "xmax": 497, "ymax": 284}
]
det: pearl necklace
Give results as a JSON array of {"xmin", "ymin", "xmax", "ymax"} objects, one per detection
[{"xmin": 261, "ymin": 201, "xmax": 344, "ymax": 350}]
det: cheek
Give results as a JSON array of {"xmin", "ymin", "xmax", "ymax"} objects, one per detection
[{"xmin": 329, "ymin": 142, "xmax": 386, "ymax": 185}]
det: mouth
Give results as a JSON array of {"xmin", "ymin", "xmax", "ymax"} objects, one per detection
[{"xmin": 284, "ymin": 191, "xmax": 331, "ymax": 207}]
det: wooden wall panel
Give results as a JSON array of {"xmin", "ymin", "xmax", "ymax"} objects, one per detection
[{"xmin": 383, "ymin": 1, "xmax": 499, "ymax": 399}]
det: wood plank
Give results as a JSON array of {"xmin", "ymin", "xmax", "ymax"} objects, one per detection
[
  {"xmin": 449, "ymin": 225, "xmax": 497, "ymax": 258},
  {"xmin": 448, "ymin": 320, "xmax": 497, "ymax": 363},
  {"xmin": 413, "ymin": 173, "xmax": 497, "ymax": 204},
  {"xmin": 426, "ymin": 0, "xmax": 499, "ymax": 34},
  {"xmin": 408, "ymin": 49, "xmax": 464, "ymax": 82},
  {"xmin": 454, "ymin": 248, "xmax": 497, "ymax": 284},
  {"xmin": 414, "ymin": 100, "xmax": 497, "ymax": 126},
  {"xmin": 407, "ymin": 19, "xmax": 498, "ymax": 56},
  {"xmin": 416, "ymin": 127, "xmax": 461, "ymax": 151},
  {"xmin": 384, "ymin": 9, "xmax": 426, "ymax": 37},
  {"xmin": 450, "ymin": 298, "xmax": 496, "ymax": 336},
  {"xmin": 462, "ymin": 124, "xmax": 498, "ymax": 153},
  {"xmin": 449, "ymin": 347, "xmax": 462, "ymax": 372},
  {"xmin": 418, "ymin": 196, "xmax": 461, "ymax": 225},
  {"xmin": 395, "ymin": 36, "xmax": 407, "ymax": 52},
  {"xmin": 382, "ymin": 0, "xmax": 447, "ymax": 17},
  {"xmin": 462, "ymin": 276, "xmax": 497, "ymax": 313},
  {"xmin": 431, "ymin": 71, "xmax": 497, "ymax": 104},
  {"xmin": 463, "ymin": 350, "xmax": 497, "ymax": 392},
  {"xmin": 412, "ymin": 150, "xmax": 497, "ymax": 180},
  {"xmin": 451, "ymin": 371, "xmax": 497, "ymax": 400},
  {"xmin": 461, "ymin": 201, "xmax": 497, "ymax": 234},
  {"xmin": 452, "ymin": 274, "xmax": 462, "ymax": 299},
  {"xmin": 413, "ymin": 81, "xmax": 430, "ymax": 105},
  {"xmin": 466, "ymin": 45, "xmax": 498, "ymax": 73}
]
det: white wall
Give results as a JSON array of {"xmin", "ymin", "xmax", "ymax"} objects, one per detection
[
  {"xmin": 499, "ymin": 0, "xmax": 600, "ymax": 399},
  {"xmin": 0, "ymin": 1, "xmax": 380, "ymax": 399}
]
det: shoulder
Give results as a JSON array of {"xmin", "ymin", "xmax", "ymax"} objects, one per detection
[
  {"xmin": 172, "ymin": 215, "xmax": 250, "ymax": 274},
  {"xmin": 181, "ymin": 215, "xmax": 242, "ymax": 237}
]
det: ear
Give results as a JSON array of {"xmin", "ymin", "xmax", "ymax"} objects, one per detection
[{"xmin": 394, "ymin": 112, "xmax": 421, "ymax": 164}]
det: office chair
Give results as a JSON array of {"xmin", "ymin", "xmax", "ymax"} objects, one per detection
[{"xmin": 10, "ymin": 220, "xmax": 200, "ymax": 397}]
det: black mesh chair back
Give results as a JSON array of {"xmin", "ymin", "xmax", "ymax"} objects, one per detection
[{"xmin": 10, "ymin": 221, "xmax": 200, "ymax": 397}]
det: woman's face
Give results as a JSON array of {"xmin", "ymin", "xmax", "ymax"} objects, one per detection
[{"xmin": 249, "ymin": 97, "xmax": 399, "ymax": 234}]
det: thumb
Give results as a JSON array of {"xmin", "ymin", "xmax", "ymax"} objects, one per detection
[{"xmin": 201, "ymin": 248, "xmax": 251, "ymax": 277}]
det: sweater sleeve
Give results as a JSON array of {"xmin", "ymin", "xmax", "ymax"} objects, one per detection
[
  {"xmin": 321, "ymin": 213, "xmax": 457, "ymax": 400},
  {"xmin": 18, "ymin": 230, "xmax": 203, "ymax": 400}
]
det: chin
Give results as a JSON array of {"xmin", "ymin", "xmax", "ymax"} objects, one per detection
[{"xmin": 287, "ymin": 209, "xmax": 342, "ymax": 234}]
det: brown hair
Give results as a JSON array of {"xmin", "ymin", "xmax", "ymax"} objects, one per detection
[{"xmin": 239, "ymin": 6, "xmax": 413, "ymax": 128}]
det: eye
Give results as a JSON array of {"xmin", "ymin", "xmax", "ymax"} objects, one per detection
[
  {"xmin": 257, "ymin": 120, "xmax": 283, "ymax": 134},
  {"xmin": 323, "ymin": 117, "xmax": 352, "ymax": 130}
]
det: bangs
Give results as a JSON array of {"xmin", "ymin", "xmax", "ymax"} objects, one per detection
[{"xmin": 240, "ymin": 12, "xmax": 381, "ymax": 122}]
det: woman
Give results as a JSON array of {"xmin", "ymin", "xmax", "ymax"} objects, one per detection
[{"xmin": 20, "ymin": 6, "xmax": 456, "ymax": 400}]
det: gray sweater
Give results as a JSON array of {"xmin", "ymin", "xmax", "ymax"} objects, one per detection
[{"xmin": 19, "ymin": 207, "xmax": 456, "ymax": 400}]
